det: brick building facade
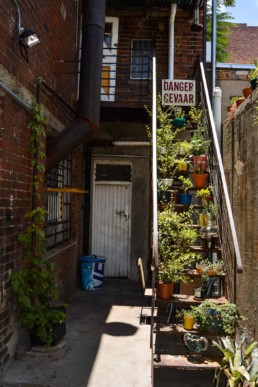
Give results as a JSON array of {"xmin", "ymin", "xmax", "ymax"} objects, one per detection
[
  {"xmin": 0, "ymin": 0, "xmax": 205, "ymax": 374},
  {"xmin": 0, "ymin": 0, "xmax": 84, "ymax": 371}
]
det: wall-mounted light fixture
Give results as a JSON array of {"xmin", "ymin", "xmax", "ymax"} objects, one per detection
[
  {"xmin": 191, "ymin": 7, "xmax": 203, "ymax": 32},
  {"xmin": 12, "ymin": 0, "xmax": 40, "ymax": 48}
]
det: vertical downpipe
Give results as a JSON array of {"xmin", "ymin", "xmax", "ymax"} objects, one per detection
[
  {"xmin": 168, "ymin": 3, "xmax": 177, "ymax": 79},
  {"xmin": 213, "ymin": 86, "xmax": 222, "ymax": 150},
  {"xmin": 211, "ymin": 0, "xmax": 216, "ymax": 100}
]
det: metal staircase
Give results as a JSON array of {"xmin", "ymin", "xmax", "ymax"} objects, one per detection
[{"xmin": 150, "ymin": 60, "xmax": 243, "ymax": 385}]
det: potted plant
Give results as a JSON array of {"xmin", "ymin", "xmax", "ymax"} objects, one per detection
[
  {"xmin": 9, "ymin": 104, "xmax": 66, "ymax": 348},
  {"xmin": 172, "ymin": 107, "xmax": 186, "ymax": 128},
  {"xmin": 157, "ymin": 260, "xmax": 175, "ymax": 300},
  {"xmin": 158, "ymin": 204, "xmax": 201, "ymax": 299},
  {"xmin": 196, "ymin": 187, "xmax": 213, "ymax": 204},
  {"xmin": 157, "ymin": 179, "xmax": 171, "ymax": 205},
  {"xmin": 190, "ymin": 162, "xmax": 209, "ymax": 189},
  {"xmin": 249, "ymin": 58, "xmax": 258, "ymax": 91},
  {"xmin": 178, "ymin": 175, "xmax": 194, "ymax": 205},
  {"xmin": 213, "ymin": 335, "xmax": 258, "ymax": 387},
  {"xmin": 175, "ymin": 141, "xmax": 192, "ymax": 171},
  {"xmin": 190, "ymin": 301, "xmax": 243, "ymax": 335}
]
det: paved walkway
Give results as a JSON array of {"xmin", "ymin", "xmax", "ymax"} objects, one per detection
[{"xmin": 1, "ymin": 279, "xmax": 152, "ymax": 387}]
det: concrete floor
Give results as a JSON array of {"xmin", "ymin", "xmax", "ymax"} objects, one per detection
[
  {"xmin": 1, "ymin": 279, "xmax": 152, "ymax": 387},
  {"xmin": 1, "ymin": 279, "xmax": 223, "ymax": 387}
]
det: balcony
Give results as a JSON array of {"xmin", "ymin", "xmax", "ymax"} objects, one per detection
[{"xmin": 101, "ymin": 46, "xmax": 158, "ymax": 108}]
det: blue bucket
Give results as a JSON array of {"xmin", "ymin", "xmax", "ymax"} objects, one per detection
[{"xmin": 80, "ymin": 255, "xmax": 106, "ymax": 291}]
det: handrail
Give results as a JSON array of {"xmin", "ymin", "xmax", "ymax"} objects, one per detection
[
  {"xmin": 199, "ymin": 62, "xmax": 243, "ymax": 274},
  {"xmin": 151, "ymin": 56, "xmax": 159, "ymax": 271}
]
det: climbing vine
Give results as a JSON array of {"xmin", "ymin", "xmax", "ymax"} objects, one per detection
[{"xmin": 10, "ymin": 104, "xmax": 66, "ymax": 347}]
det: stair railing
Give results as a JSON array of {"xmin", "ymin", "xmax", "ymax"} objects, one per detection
[{"xmin": 199, "ymin": 62, "xmax": 243, "ymax": 303}]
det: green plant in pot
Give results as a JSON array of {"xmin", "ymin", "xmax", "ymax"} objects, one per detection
[
  {"xmin": 176, "ymin": 141, "xmax": 191, "ymax": 171},
  {"xmin": 190, "ymin": 301, "xmax": 243, "ymax": 335},
  {"xmin": 178, "ymin": 175, "xmax": 194, "ymax": 205},
  {"xmin": 10, "ymin": 104, "xmax": 66, "ymax": 348},
  {"xmin": 213, "ymin": 334, "xmax": 258, "ymax": 387},
  {"xmin": 172, "ymin": 107, "xmax": 186, "ymax": 128},
  {"xmin": 250, "ymin": 58, "xmax": 258, "ymax": 91},
  {"xmin": 157, "ymin": 179, "xmax": 171, "ymax": 205}
]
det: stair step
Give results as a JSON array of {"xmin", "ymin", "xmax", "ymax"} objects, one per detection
[
  {"xmin": 156, "ymin": 295, "xmax": 228, "ymax": 306},
  {"xmin": 154, "ymin": 323, "xmax": 224, "ymax": 337},
  {"xmin": 153, "ymin": 354, "xmax": 220, "ymax": 370},
  {"xmin": 190, "ymin": 245, "xmax": 221, "ymax": 253}
]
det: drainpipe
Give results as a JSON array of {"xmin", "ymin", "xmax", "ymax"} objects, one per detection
[
  {"xmin": 213, "ymin": 86, "xmax": 222, "ymax": 150},
  {"xmin": 168, "ymin": 3, "xmax": 177, "ymax": 79},
  {"xmin": 211, "ymin": 0, "xmax": 216, "ymax": 100},
  {"xmin": 46, "ymin": 0, "xmax": 106, "ymax": 171}
]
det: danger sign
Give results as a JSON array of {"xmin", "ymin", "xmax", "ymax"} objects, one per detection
[{"xmin": 162, "ymin": 79, "xmax": 196, "ymax": 106}]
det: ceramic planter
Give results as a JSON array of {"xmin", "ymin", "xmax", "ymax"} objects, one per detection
[
  {"xmin": 172, "ymin": 117, "xmax": 186, "ymax": 128},
  {"xmin": 184, "ymin": 333, "xmax": 208, "ymax": 363},
  {"xmin": 192, "ymin": 173, "xmax": 208, "ymax": 189},
  {"xmin": 158, "ymin": 190, "xmax": 171, "ymax": 204},
  {"xmin": 177, "ymin": 162, "xmax": 188, "ymax": 171},
  {"xmin": 160, "ymin": 178, "xmax": 173, "ymax": 188},
  {"xmin": 184, "ymin": 314, "xmax": 195, "ymax": 330},
  {"xmin": 157, "ymin": 282, "xmax": 174, "ymax": 300},
  {"xmin": 179, "ymin": 193, "xmax": 192, "ymax": 206}
]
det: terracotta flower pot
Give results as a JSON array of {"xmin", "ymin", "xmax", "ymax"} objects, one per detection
[
  {"xmin": 192, "ymin": 173, "xmax": 208, "ymax": 189},
  {"xmin": 236, "ymin": 97, "xmax": 245, "ymax": 107},
  {"xmin": 243, "ymin": 86, "xmax": 252, "ymax": 98},
  {"xmin": 157, "ymin": 282, "xmax": 174, "ymax": 300}
]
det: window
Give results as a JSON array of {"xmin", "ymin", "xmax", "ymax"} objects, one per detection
[
  {"xmin": 104, "ymin": 22, "xmax": 112, "ymax": 48},
  {"xmin": 45, "ymin": 157, "xmax": 72, "ymax": 248},
  {"xmin": 130, "ymin": 39, "xmax": 153, "ymax": 80}
]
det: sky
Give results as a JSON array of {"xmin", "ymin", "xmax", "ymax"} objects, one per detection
[{"xmin": 224, "ymin": 0, "xmax": 258, "ymax": 26}]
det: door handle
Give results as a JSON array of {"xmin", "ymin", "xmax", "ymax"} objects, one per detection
[{"xmin": 116, "ymin": 210, "xmax": 130, "ymax": 221}]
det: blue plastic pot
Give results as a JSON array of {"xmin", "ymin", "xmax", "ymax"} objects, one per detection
[{"xmin": 179, "ymin": 193, "xmax": 192, "ymax": 205}]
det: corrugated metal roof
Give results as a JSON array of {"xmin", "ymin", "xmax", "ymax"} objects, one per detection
[{"xmin": 106, "ymin": 0, "xmax": 204, "ymax": 9}]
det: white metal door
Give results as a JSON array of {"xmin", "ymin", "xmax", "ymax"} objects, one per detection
[
  {"xmin": 101, "ymin": 17, "xmax": 119, "ymax": 102},
  {"xmin": 91, "ymin": 162, "xmax": 132, "ymax": 277}
]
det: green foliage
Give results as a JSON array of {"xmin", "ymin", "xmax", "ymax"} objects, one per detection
[
  {"xmin": 250, "ymin": 59, "xmax": 258, "ymax": 81},
  {"xmin": 178, "ymin": 176, "xmax": 194, "ymax": 193},
  {"xmin": 10, "ymin": 104, "xmax": 66, "ymax": 348},
  {"xmin": 158, "ymin": 204, "xmax": 201, "ymax": 283},
  {"xmin": 173, "ymin": 107, "xmax": 185, "ymax": 119},
  {"xmin": 188, "ymin": 105, "xmax": 210, "ymax": 156},
  {"xmin": 206, "ymin": 0, "xmax": 235, "ymax": 62},
  {"xmin": 229, "ymin": 96, "xmax": 241, "ymax": 105},
  {"xmin": 190, "ymin": 301, "xmax": 243, "ymax": 335},
  {"xmin": 213, "ymin": 335, "xmax": 258, "ymax": 387},
  {"xmin": 195, "ymin": 187, "xmax": 212, "ymax": 199},
  {"xmin": 146, "ymin": 94, "xmax": 181, "ymax": 178}
]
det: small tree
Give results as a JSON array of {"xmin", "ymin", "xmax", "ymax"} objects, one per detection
[{"xmin": 206, "ymin": 0, "xmax": 235, "ymax": 62}]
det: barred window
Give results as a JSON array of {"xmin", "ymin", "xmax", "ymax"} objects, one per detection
[
  {"xmin": 130, "ymin": 39, "xmax": 153, "ymax": 80},
  {"xmin": 45, "ymin": 157, "xmax": 72, "ymax": 249}
]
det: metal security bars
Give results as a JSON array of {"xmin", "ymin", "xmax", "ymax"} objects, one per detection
[{"xmin": 45, "ymin": 157, "xmax": 72, "ymax": 248}]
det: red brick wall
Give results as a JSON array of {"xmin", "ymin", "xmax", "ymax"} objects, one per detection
[
  {"xmin": 0, "ymin": 0, "xmax": 84, "ymax": 372},
  {"xmin": 228, "ymin": 24, "xmax": 258, "ymax": 65},
  {"xmin": 106, "ymin": 8, "xmax": 204, "ymax": 101}
]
